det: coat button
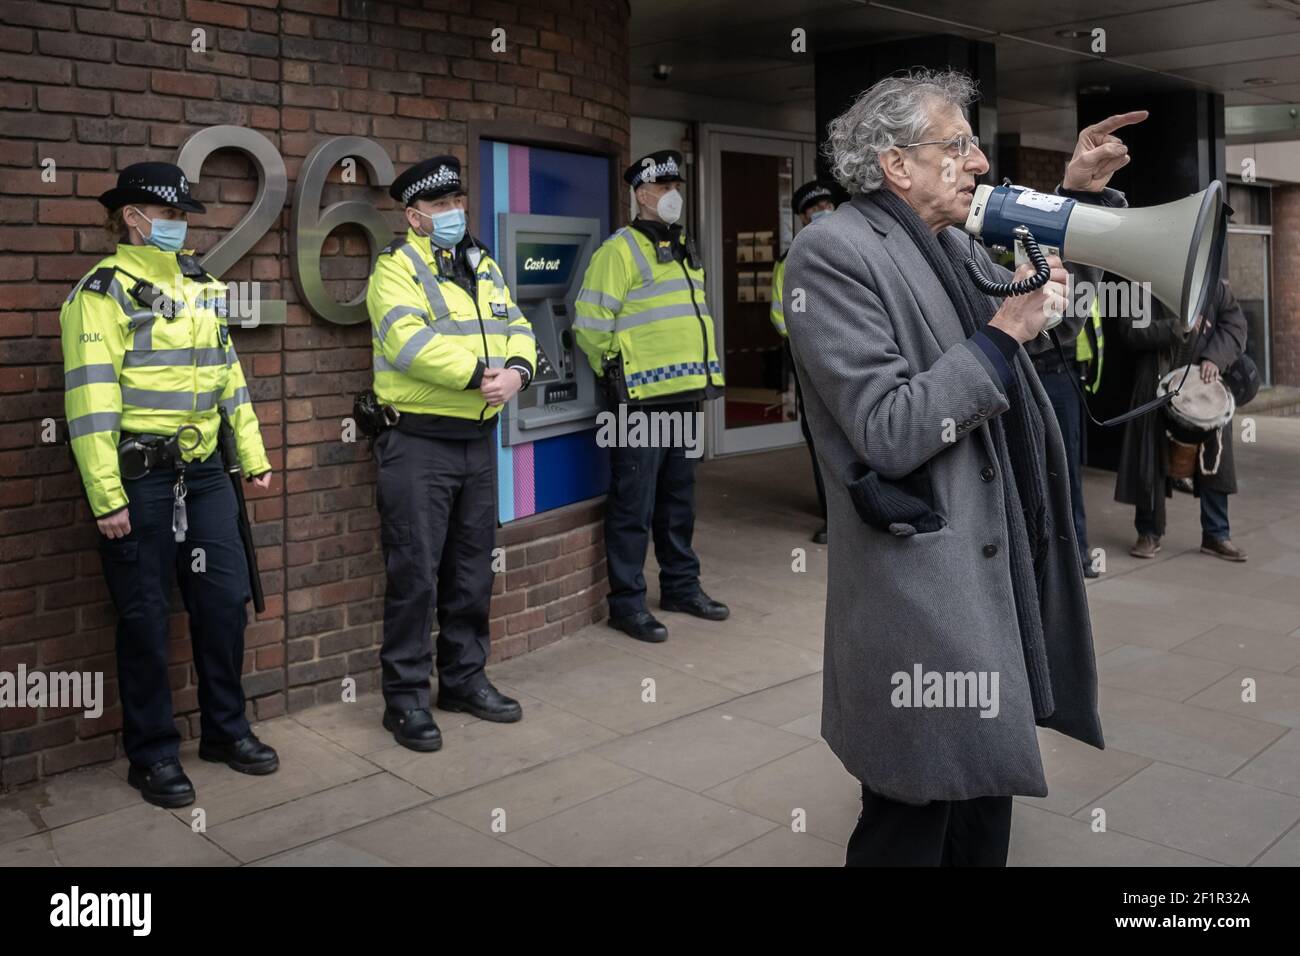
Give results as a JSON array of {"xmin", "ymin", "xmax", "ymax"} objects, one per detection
[
  {"xmin": 983, "ymin": 543, "xmax": 998, "ymax": 558},
  {"xmin": 980, "ymin": 466, "xmax": 995, "ymax": 482}
]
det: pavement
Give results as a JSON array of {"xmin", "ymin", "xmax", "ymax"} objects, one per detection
[{"xmin": 2, "ymin": 415, "xmax": 1300, "ymax": 867}]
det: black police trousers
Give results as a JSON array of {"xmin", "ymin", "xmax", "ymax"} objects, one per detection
[
  {"xmin": 604, "ymin": 403, "xmax": 703, "ymax": 619},
  {"xmin": 375, "ymin": 427, "xmax": 496, "ymax": 711},
  {"xmin": 99, "ymin": 453, "xmax": 252, "ymax": 768},
  {"xmin": 845, "ymin": 785, "xmax": 1014, "ymax": 866}
]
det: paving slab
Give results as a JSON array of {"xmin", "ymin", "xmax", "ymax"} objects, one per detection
[
  {"xmin": 487, "ymin": 634, "xmax": 735, "ymax": 735},
  {"xmin": 0, "ymin": 802, "xmax": 236, "ymax": 867},
  {"xmin": 430, "ymin": 752, "xmax": 643, "ymax": 835},
  {"xmin": 203, "ymin": 772, "xmax": 430, "ymax": 864},
  {"xmin": 1073, "ymin": 761, "xmax": 1300, "ymax": 866},
  {"xmin": 592, "ymin": 710, "xmax": 812, "ymax": 792},
  {"xmin": 1009, "ymin": 803, "xmax": 1222, "ymax": 867},
  {"xmin": 1096, "ymin": 684, "xmax": 1288, "ymax": 776},
  {"xmin": 500, "ymin": 777, "xmax": 776, "ymax": 866},
  {"xmin": 702, "ymin": 741, "xmax": 861, "ymax": 845}
]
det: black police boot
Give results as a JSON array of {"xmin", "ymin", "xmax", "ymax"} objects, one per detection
[
  {"xmin": 199, "ymin": 733, "xmax": 280, "ymax": 775},
  {"xmin": 127, "ymin": 758, "xmax": 196, "ymax": 809},
  {"xmin": 437, "ymin": 683, "xmax": 523, "ymax": 723},
  {"xmin": 608, "ymin": 610, "xmax": 669, "ymax": 643},
  {"xmin": 382, "ymin": 707, "xmax": 443, "ymax": 752},
  {"xmin": 660, "ymin": 591, "xmax": 730, "ymax": 621}
]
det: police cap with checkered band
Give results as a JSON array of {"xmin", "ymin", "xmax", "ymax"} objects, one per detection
[
  {"xmin": 390, "ymin": 155, "xmax": 465, "ymax": 206},
  {"xmin": 98, "ymin": 162, "xmax": 206, "ymax": 214},
  {"xmin": 792, "ymin": 179, "xmax": 841, "ymax": 216},
  {"xmin": 624, "ymin": 150, "xmax": 685, "ymax": 189}
]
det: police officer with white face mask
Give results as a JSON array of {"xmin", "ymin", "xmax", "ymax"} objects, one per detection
[{"xmin": 575, "ymin": 150, "xmax": 728, "ymax": 643}]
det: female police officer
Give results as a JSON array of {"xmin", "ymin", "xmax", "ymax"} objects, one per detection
[{"xmin": 60, "ymin": 162, "xmax": 279, "ymax": 807}]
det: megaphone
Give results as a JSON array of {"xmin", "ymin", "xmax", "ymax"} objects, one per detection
[{"xmin": 963, "ymin": 180, "xmax": 1226, "ymax": 332}]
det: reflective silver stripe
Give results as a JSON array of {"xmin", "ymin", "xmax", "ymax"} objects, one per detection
[
  {"xmin": 487, "ymin": 355, "xmax": 505, "ymax": 369},
  {"xmin": 219, "ymin": 387, "xmax": 251, "ymax": 415},
  {"xmin": 67, "ymin": 411, "xmax": 120, "ymax": 439},
  {"xmin": 379, "ymin": 305, "xmax": 424, "ymax": 343},
  {"xmin": 374, "ymin": 353, "xmax": 397, "ymax": 374},
  {"xmin": 225, "ymin": 345, "xmax": 237, "ymax": 365},
  {"xmin": 64, "ymin": 363, "xmax": 117, "ymax": 389},
  {"xmin": 133, "ymin": 318, "xmax": 155, "ymax": 350},
  {"xmin": 577, "ymin": 288, "xmax": 622, "ymax": 311},
  {"xmin": 120, "ymin": 386, "xmax": 194, "ymax": 411},
  {"xmin": 398, "ymin": 244, "xmax": 452, "ymax": 320},
  {"xmin": 507, "ymin": 304, "xmax": 525, "ymax": 321},
  {"xmin": 474, "ymin": 319, "xmax": 510, "ymax": 336},
  {"xmin": 626, "ymin": 278, "xmax": 693, "ymax": 301},
  {"xmin": 573, "ymin": 314, "xmax": 614, "ymax": 331},
  {"xmin": 508, "ymin": 325, "xmax": 535, "ymax": 340},
  {"xmin": 771, "ymin": 299, "xmax": 784, "ymax": 316},
  {"xmin": 614, "ymin": 302, "xmax": 704, "ymax": 330},
  {"xmin": 485, "ymin": 261, "xmax": 505, "ymax": 290},
  {"xmin": 394, "ymin": 326, "xmax": 435, "ymax": 371},
  {"xmin": 123, "ymin": 347, "xmax": 226, "ymax": 367},
  {"xmin": 618, "ymin": 229, "xmax": 653, "ymax": 285},
  {"xmin": 195, "ymin": 389, "xmax": 223, "ymax": 411}
]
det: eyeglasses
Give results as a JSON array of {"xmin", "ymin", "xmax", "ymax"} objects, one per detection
[{"xmin": 899, "ymin": 134, "xmax": 981, "ymax": 157}]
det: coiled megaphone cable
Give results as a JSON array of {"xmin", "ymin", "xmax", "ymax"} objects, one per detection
[{"xmin": 964, "ymin": 226, "xmax": 1052, "ymax": 296}]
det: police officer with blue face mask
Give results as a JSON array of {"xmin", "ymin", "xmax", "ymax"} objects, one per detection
[
  {"xmin": 61, "ymin": 162, "xmax": 278, "ymax": 808},
  {"xmin": 363, "ymin": 155, "xmax": 536, "ymax": 751}
]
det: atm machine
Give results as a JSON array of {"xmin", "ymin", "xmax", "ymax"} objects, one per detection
[{"xmin": 497, "ymin": 212, "xmax": 606, "ymax": 447}]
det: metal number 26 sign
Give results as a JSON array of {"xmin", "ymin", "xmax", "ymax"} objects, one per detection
[{"xmin": 175, "ymin": 125, "xmax": 398, "ymax": 327}]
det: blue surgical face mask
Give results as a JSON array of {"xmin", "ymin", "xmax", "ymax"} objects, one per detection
[
  {"xmin": 131, "ymin": 208, "xmax": 187, "ymax": 252},
  {"xmin": 809, "ymin": 207, "xmax": 832, "ymax": 222},
  {"xmin": 416, "ymin": 206, "xmax": 466, "ymax": 249}
]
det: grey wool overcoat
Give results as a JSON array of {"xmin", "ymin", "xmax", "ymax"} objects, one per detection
[{"xmin": 784, "ymin": 195, "xmax": 1104, "ymax": 806}]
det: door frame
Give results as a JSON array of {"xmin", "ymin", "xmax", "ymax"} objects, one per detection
[{"xmin": 697, "ymin": 123, "xmax": 818, "ymax": 458}]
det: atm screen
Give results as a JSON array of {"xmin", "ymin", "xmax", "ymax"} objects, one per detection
[{"xmin": 515, "ymin": 241, "xmax": 582, "ymax": 294}]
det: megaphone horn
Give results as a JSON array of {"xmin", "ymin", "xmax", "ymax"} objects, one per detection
[{"xmin": 963, "ymin": 180, "xmax": 1227, "ymax": 332}]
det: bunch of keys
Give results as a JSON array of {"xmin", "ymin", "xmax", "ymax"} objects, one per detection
[{"xmin": 172, "ymin": 467, "xmax": 188, "ymax": 543}]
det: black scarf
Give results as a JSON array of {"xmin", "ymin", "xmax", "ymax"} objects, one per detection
[{"xmin": 869, "ymin": 188, "xmax": 1056, "ymax": 720}]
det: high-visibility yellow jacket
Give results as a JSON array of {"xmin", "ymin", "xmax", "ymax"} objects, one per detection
[
  {"xmin": 574, "ymin": 221, "xmax": 723, "ymax": 402},
  {"xmin": 770, "ymin": 254, "xmax": 787, "ymax": 338},
  {"xmin": 1076, "ymin": 294, "xmax": 1105, "ymax": 393},
  {"xmin": 59, "ymin": 243, "xmax": 269, "ymax": 518},
  {"xmin": 366, "ymin": 229, "xmax": 536, "ymax": 419}
]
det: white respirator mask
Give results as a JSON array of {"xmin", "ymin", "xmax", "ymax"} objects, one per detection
[{"xmin": 656, "ymin": 189, "xmax": 683, "ymax": 225}]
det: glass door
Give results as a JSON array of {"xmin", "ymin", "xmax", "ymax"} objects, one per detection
[{"xmin": 698, "ymin": 126, "xmax": 814, "ymax": 456}]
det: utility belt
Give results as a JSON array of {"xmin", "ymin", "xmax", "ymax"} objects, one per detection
[
  {"xmin": 116, "ymin": 425, "xmax": 205, "ymax": 543},
  {"xmin": 352, "ymin": 390, "xmax": 490, "ymax": 443},
  {"xmin": 117, "ymin": 426, "xmax": 203, "ymax": 481}
]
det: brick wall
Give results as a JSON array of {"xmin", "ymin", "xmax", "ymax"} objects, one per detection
[
  {"xmin": 1272, "ymin": 184, "xmax": 1299, "ymax": 387},
  {"xmin": 1010, "ymin": 145, "xmax": 1070, "ymax": 194},
  {"xmin": 0, "ymin": 0, "xmax": 628, "ymax": 787}
]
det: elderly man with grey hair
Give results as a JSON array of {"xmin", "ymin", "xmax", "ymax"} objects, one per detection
[{"xmin": 785, "ymin": 68, "xmax": 1145, "ymax": 866}]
